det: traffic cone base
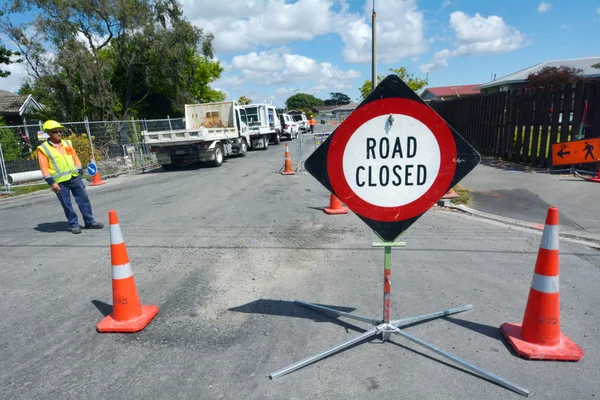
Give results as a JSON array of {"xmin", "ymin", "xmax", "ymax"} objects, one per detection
[
  {"xmin": 281, "ymin": 144, "xmax": 295, "ymax": 175},
  {"xmin": 500, "ymin": 322, "xmax": 584, "ymax": 361},
  {"xmin": 442, "ymin": 188, "xmax": 459, "ymax": 199},
  {"xmin": 90, "ymin": 173, "xmax": 106, "ymax": 186},
  {"xmin": 323, "ymin": 193, "xmax": 348, "ymax": 215},
  {"xmin": 97, "ymin": 304, "xmax": 159, "ymax": 333}
]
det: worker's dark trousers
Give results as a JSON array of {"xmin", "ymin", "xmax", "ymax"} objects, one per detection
[{"xmin": 55, "ymin": 175, "xmax": 95, "ymax": 228}]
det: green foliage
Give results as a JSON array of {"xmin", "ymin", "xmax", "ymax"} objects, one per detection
[
  {"xmin": 286, "ymin": 93, "xmax": 324, "ymax": 110},
  {"xmin": 0, "ymin": 42, "xmax": 21, "ymax": 78},
  {"xmin": 2, "ymin": 0, "xmax": 222, "ymax": 121},
  {"xmin": 324, "ymin": 92, "xmax": 350, "ymax": 106},
  {"xmin": 238, "ymin": 96, "xmax": 252, "ymax": 105},
  {"xmin": 0, "ymin": 117, "xmax": 21, "ymax": 162},
  {"xmin": 359, "ymin": 67, "xmax": 429, "ymax": 100},
  {"xmin": 526, "ymin": 65, "xmax": 583, "ymax": 89}
]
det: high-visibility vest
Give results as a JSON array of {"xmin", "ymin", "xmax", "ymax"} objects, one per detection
[
  {"xmin": 37, "ymin": 139, "xmax": 79, "ymax": 183},
  {"xmin": 309, "ymin": 119, "xmax": 316, "ymax": 126}
]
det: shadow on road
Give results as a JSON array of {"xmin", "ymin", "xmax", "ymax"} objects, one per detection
[
  {"xmin": 229, "ymin": 299, "xmax": 364, "ymax": 333},
  {"xmin": 91, "ymin": 300, "xmax": 113, "ymax": 317},
  {"xmin": 34, "ymin": 221, "xmax": 72, "ymax": 233}
]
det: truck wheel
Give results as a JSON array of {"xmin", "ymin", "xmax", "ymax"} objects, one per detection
[
  {"xmin": 273, "ymin": 132, "xmax": 280, "ymax": 145},
  {"xmin": 161, "ymin": 164, "xmax": 174, "ymax": 171},
  {"xmin": 211, "ymin": 144, "xmax": 224, "ymax": 167},
  {"xmin": 262, "ymin": 136, "xmax": 269, "ymax": 150},
  {"xmin": 238, "ymin": 138, "xmax": 248, "ymax": 157}
]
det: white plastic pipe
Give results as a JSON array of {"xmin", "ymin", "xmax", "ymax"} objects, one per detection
[{"xmin": 7, "ymin": 170, "xmax": 44, "ymax": 184}]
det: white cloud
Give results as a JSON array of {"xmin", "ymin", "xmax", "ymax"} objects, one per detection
[
  {"xmin": 335, "ymin": 0, "xmax": 428, "ymax": 64},
  {"xmin": 0, "ymin": 62, "xmax": 29, "ymax": 93},
  {"xmin": 441, "ymin": 0, "xmax": 452, "ymax": 8},
  {"xmin": 182, "ymin": 0, "xmax": 427, "ymax": 64},
  {"xmin": 183, "ymin": 0, "xmax": 334, "ymax": 52},
  {"xmin": 538, "ymin": 2, "xmax": 551, "ymax": 13},
  {"xmin": 420, "ymin": 11, "xmax": 526, "ymax": 73}
]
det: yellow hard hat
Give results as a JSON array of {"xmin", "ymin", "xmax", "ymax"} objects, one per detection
[{"xmin": 43, "ymin": 120, "xmax": 64, "ymax": 132}]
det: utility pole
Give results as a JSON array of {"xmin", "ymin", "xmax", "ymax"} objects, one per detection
[{"xmin": 372, "ymin": 0, "xmax": 377, "ymax": 91}]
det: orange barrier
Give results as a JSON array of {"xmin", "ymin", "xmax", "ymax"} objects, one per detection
[
  {"xmin": 281, "ymin": 143, "xmax": 295, "ymax": 175},
  {"xmin": 90, "ymin": 171, "xmax": 106, "ymax": 186},
  {"xmin": 97, "ymin": 210, "xmax": 159, "ymax": 333},
  {"xmin": 323, "ymin": 193, "xmax": 349, "ymax": 215},
  {"xmin": 500, "ymin": 207, "xmax": 584, "ymax": 361}
]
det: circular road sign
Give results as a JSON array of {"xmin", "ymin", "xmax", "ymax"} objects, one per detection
[
  {"xmin": 327, "ymin": 97, "xmax": 456, "ymax": 222},
  {"xmin": 87, "ymin": 163, "xmax": 97, "ymax": 176}
]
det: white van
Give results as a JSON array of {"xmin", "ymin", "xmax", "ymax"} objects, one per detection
[{"xmin": 292, "ymin": 114, "xmax": 309, "ymax": 132}]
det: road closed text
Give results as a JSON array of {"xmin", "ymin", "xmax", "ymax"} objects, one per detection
[{"xmin": 355, "ymin": 136, "xmax": 427, "ymax": 187}]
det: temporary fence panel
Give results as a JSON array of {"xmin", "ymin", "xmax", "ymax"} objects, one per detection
[{"xmin": 296, "ymin": 132, "xmax": 332, "ymax": 174}]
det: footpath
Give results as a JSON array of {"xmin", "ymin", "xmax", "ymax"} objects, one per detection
[{"xmin": 446, "ymin": 157, "xmax": 600, "ymax": 246}]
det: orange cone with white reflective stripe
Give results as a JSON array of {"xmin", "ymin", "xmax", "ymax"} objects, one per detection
[
  {"xmin": 281, "ymin": 143, "xmax": 295, "ymax": 175},
  {"xmin": 500, "ymin": 207, "xmax": 584, "ymax": 361},
  {"xmin": 97, "ymin": 210, "xmax": 158, "ymax": 333},
  {"xmin": 323, "ymin": 193, "xmax": 349, "ymax": 215}
]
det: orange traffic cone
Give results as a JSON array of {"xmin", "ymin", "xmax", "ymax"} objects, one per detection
[
  {"xmin": 90, "ymin": 171, "xmax": 106, "ymax": 186},
  {"xmin": 281, "ymin": 143, "xmax": 295, "ymax": 175},
  {"xmin": 97, "ymin": 210, "xmax": 159, "ymax": 333},
  {"xmin": 323, "ymin": 193, "xmax": 349, "ymax": 215},
  {"xmin": 500, "ymin": 207, "xmax": 584, "ymax": 361},
  {"xmin": 442, "ymin": 188, "xmax": 459, "ymax": 199}
]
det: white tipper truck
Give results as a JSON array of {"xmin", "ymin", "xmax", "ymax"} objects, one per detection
[
  {"xmin": 239, "ymin": 103, "xmax": 282, "ymax": 149},
  {"xmin": 143, "ymin": 101, "xmax": 250, "ymax": 169}
]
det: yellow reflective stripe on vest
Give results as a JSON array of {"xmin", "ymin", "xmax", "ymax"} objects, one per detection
[{"xmin": 39, "ymin": 140, "xmax": 79, "ymax": 182}]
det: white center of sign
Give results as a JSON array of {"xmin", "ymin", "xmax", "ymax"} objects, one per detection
[{"xmin": 342, "ymin": 113, "xmax": 441, "ymax": 207}]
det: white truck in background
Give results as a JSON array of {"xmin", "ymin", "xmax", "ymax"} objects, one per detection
[
  {"xmin": 142, "ymin": 101, "xmax": 250, "ymax": 169},
  {"xmin": 239, "ymin": 103, "xmax": 282, "ymax": 149}
]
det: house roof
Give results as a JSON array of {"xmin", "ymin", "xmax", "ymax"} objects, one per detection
[
  {"xmin": 331, "ymin": 103, "xmax": 359, "ymax": 112},
  {"xmin": 478, "ymin": 56, "xmax": 600, "ymax": 90},
  {"xmin": 420, "ymin": 84, "xmax": 481, "ymax": 98},
  {"xmin": 0, "ymin": 93, "xmax": 42, "ymax": 115},
  {"xmin": 312, "ymin": 105, "xmax": 338, "ymax": 113}
]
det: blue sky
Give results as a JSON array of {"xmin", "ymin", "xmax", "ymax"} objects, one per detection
[{"xmin": 2, "ymin": 0, "xmax": 600, "ymax": 109}]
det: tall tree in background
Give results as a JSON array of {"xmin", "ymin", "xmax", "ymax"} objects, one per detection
[
  {"xmin": 526, "ymin": 66, "xmax": 583, "ymax": 89},
  {"xmin": 324, "ymin": 92, "xmax": 351, "ymax": 106},
  {"xmin": 0, "ymin": 43, "xmax": 20, "ymax": 78},
  {"xmin": 238, "ymin": 96, "xmax": 252, "ymax": 105},
  {"xmin": 1, "ymin": 0, "xmax": 223, "ymax": 120},
  {"xmin": 359, "ymin": 67, "xmax": 428, "ymax": 100},
  {"xmin": 286, "ymin": 93, "xmax": 323, "ymax": 110}
]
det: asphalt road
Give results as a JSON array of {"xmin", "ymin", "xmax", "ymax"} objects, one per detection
[{"xmin": 1, "ymin": 132, "xmax": 599, "ymax": 399}]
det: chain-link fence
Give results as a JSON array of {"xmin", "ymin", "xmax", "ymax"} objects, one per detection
[
  {"xmin": 295, "ymin": 131, "xmax": 332, "ymax": 174},
  {"xmin": 0, "ymin": 116, "xmax": 185, "ymax": 187}
]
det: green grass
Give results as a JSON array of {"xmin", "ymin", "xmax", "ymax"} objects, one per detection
[
  {"xmin": 1, "ymin": 183, "xmax": 50, "ymax": 197},
  {"xmin": 450, "ymin": 185, "xmax": 472, "ymax": 206}
]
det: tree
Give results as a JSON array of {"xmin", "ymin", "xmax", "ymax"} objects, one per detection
[
  {"xmin": 0, "ymin": 117, "xmax": 21, "ymax": 162},
  {"xmin": 359, "ymin": 67, "xmax": 428, "ymax": 100},
  {"xmin": 0, "ymin": 43, "xmax": 20, "ymax": 78},
  {"xmin": 526, "ymin": 65, "xmax": 583, "ymax": 89},
  {"xmin": 286, "ymin": 93, "xmax": 323, "ymax": 110},
  {"xmin": 2, "ymin": 0, "xmax": 221, "ymax": 121},
  {"xmin": 238, "ymin": 96, "xmax": 252, "ymax": 105},
  {"xmin": 324, "ymin": 92, "xmax": 351, "ymax": 106}
]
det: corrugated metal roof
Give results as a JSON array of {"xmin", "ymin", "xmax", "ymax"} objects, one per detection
[
  {"xmin": 478, "ymin": 56, "xmax": 600, "ymax": 90},
  {"xmin": 421, "ymin": 84, "xmax": 481, "ymax": 97}
]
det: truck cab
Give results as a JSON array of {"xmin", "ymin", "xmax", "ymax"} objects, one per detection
[{"xmin": 239, "ymin": 103, "xmax": 282, "ymax": 149}]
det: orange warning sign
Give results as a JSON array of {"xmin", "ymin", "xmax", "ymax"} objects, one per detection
[{"xmin": 551, "ymin": 138, "xmax": 600, "ymax": 166}]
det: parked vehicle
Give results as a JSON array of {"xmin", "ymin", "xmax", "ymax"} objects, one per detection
[
  {"xmin": 292, "ymin": 114, "xmax": 309, "ymax": 132},
  {"xmin": 279, "ymin": 113, "xmax": 299, "ymax": 140},
  {"xmin": 142, "ymin": 101, "xmax": 250, "ymax": 169},
  {"xmin": 239, "ymin": 103, "xmax": 282, "ymax": 149}
]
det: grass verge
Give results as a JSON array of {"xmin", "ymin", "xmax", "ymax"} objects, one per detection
[
  {"xmin": 0, "ymin": 184, "xmax": 49, "ymax": 197},
  {"xmin": 450, "ymin": 185, "xmax": 472, "ymax": 206}
]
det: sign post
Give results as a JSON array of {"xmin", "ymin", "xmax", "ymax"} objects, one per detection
[{"xmin": 270, "ymin": 75, "xmax": 529, "ymax": 397}]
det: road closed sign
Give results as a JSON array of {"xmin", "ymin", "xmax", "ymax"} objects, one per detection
[{"xmin": 306, "ymin": 75, "xmax": 480, "ymax": 241}]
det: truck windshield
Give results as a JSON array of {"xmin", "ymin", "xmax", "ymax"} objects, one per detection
[{"xmin": 243, "ymin": 107, "xmax": 261, "ymax": 126}]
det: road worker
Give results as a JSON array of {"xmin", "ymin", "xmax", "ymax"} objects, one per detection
[
  {"xmin": 309, "ymin": 116, "xmax": 316, "ymax": 133},
  {"xmin": 37, "ymin": 120, "xmax": 104, "ymax": 234}
]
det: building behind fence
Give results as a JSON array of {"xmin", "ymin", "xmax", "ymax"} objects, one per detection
[
  {"xmin": 429, "ymin": 79, "xmax": 600, "ymax": 168},
  {"xmin": 0, "ymin": 117, "xmax": 185, "ymax": 185}
]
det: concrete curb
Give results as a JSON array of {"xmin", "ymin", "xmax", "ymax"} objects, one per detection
[{"xmin": 438, "ymin": 200, "xmax": 600, "ymax": 248}]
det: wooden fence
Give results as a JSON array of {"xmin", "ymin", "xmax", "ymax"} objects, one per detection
[{"xmin": 429, "ymin": 80, "xmax": 600, "ymax": 168}]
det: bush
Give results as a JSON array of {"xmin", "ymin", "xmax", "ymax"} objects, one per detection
[{"xmin": 0, "ymin": 118, "xmax": 21, "ymax": 162}]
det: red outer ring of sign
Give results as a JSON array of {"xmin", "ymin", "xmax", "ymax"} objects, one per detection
[{"xmin": 327, "ymin": 98, "xmax": 456, "ymax": 222}]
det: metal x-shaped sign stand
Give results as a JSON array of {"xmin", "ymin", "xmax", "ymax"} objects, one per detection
[{"xmin": 270, "ymin": 242, "xmax": 530, "ymax": 397}]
